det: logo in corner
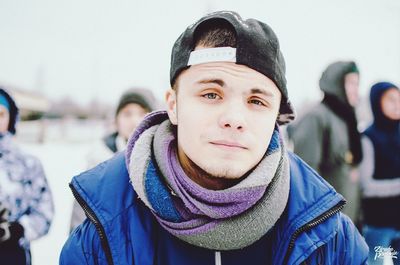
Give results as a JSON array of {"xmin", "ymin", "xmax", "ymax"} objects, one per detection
[{"xmin": 374, "ymin": 246, "xmax": 398, "ymax": 260}]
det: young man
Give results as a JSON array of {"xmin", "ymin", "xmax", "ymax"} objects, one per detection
[
  {"xmin": 60, "ymin": 11, "xmax": 368, "ymax": 264},
  {"xmin": 288, "ymin": 61, "xmax": 363, "ymax": 223}
]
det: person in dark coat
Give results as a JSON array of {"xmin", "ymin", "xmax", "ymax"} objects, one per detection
[
  {"xmin": 287, "ymin": 61, "xmax": 363, "ymax": 223},
  {"xmin": 360, "ymin": 82, "xmax": 400, "ymax": 265}
]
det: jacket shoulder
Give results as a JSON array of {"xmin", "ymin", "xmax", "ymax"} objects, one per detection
[
  {"xmin": 287, "ymin": 151, "xmax": 338, "ymax": 195},
  {"xmin": 71, "ymin": 151, "xmax": 137, "ymax": 223}
]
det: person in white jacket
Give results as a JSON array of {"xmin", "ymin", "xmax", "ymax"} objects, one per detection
[
  {"xmin": 0, "ymin": 88, "xmax": 54, "ymax": 265},
  {"xmin": 69, "ymin": 88, "xmax": 157, "ymax": 232}
]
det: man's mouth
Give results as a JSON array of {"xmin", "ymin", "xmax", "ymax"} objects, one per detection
[{"xmin": 209, "ymin": 140, "xmax": 247, "ymax": 150}]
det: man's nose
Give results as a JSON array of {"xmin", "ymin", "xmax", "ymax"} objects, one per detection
[{"xmin": 218, "ymin": 102, "xmax": 246, "ymax": 132}]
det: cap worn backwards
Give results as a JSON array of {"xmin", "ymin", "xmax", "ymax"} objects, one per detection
[{"xmin": 169, "ymin": 11, "xmax": 295, "ymax": 125}]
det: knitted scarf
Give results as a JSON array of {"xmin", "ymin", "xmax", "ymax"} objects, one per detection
[{"xmin": 125, "ymin": 111, "xmax": 290, "ymax": 250}]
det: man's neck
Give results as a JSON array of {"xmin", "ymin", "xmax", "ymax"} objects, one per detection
[{"xmin": 177, "ymin": 147, "xmax": 241, "ymax": 190}]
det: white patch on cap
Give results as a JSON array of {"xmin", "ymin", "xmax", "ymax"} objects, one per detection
[{"xmin": 187, "ymin": 47, "xmax": 236, "ymax": 66}]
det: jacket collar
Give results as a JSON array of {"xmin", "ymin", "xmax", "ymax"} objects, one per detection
[{"xmin": 71, "ymin": 150, "xmax": 344, "ymax": 264}]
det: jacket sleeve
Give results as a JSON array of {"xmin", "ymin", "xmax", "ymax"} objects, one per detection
[
  {"xmin": 288, "ymin": 112, "xmax": 325, "ymax": 172},
  {"xmin": 60, "ymin": 219, "xmax": 108, "ymax": 265},
  {"xmin": 338, "ymin": 213, "xmax": 369, "ymax": 264},
  {"xmin": 18, "ymin": 156, "xmax": 54, "ymax": 241}
]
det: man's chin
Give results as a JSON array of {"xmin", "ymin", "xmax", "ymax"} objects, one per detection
[{"xmin": 202, "ymin": 165, "xmax": 247, "ymax": 180}]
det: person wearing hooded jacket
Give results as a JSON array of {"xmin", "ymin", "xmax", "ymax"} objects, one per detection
[
  {"xmin": 0, "ymin": 88, "xmax": 54, "ymax": 265},
  {"xmin": 287, "ymin": 61, "xmax": 363, "ymax": 223},
  {"xmin": 359, "ymin": 82, "xmax": 400, "ymax": 265},
  {"xmin": 69, "ymin": 88, "xmax": 157, "ymax": 232},
  {"xmin": 60, "ymin": 12, "xmax": 368, "ymax": 265}
]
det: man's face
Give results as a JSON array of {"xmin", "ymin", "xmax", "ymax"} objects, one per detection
[
  {"xmin": 0, "ymin": 105, "xmax": 10, "ymax": 133},
  {"xmin": 116, "ymin": 103, "xmax": 149, "ymax": 141},
  {"xmin": 166, "ymin": 62, "xmax": 281, "ymax": 179},
  {"xmin": 381, "ymin": 88, "xmax": 400, "ymax": 121},
  {"xmin": 344, "ymin": 72, "xmax": 360, "ymax": 107}
]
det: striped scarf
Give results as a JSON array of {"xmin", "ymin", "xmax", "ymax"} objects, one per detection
[{"xmin": 126, "ymin": 111, "xmax": 290, "ymax": 250}]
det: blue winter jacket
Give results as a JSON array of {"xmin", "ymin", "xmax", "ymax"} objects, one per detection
[{"xmin": 60, "ymin": 152, "xmax": 368, "ymax": 265}]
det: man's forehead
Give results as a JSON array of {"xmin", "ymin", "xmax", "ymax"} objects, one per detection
[
  {"xmin": 188, "ymin": 63, "xmax": 278, "ymax": 89},
  {"xmin": 188, "ymin": 61, "xmax": 267, "ymax": 78}
]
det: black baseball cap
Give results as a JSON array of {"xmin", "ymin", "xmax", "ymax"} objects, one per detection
[{"xmin": 170, "ymin": 11, "xmax": 295, "ymax": 124}]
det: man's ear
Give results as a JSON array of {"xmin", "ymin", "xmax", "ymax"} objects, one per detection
[{"xmin": 165, "ymin": 89, "xmax": 178, "ymax": 125}]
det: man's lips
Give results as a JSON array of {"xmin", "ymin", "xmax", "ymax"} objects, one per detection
[{"xmin": 209, "ymin": 140, "xmax": 247, "ymax": 149}]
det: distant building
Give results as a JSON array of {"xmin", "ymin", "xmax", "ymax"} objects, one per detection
[{"xmin": 0, "ymin": 84, "xmax": 50, "ymax": 120}]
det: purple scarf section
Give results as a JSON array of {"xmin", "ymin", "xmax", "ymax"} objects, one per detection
[
  {"xmin": 164, "ymin": 144, "xmax": 266, "ymax": 219},
  {"xmin": 126, "ymin": 111, "xmax": 289, "ymax": 250},
  {"xmin": 158, "ymin": 138, "xmax": 266, "ymax": 220}
]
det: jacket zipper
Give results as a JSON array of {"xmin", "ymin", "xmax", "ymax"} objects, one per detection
[
  {"xmin": 215, "ymin": 251, "xmax": 222, "ymax": 265},
  {"xmin": 282, "ymin": 200, "xmax": 346, "ymax": 265},
  {"xmin": 70, "ymin": 184, "xmax": 115, "ymax": 265}
]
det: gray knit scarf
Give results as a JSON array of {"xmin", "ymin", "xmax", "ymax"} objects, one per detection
[{"xmin": 126, "ymin": 111, "xmax": 290, "ymax": 250}]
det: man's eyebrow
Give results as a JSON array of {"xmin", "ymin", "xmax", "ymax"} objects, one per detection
[
  {"xmin": 196, "ymin": 79, "xmax": 225, "ymax": 87},
  {"xmin": 249, "ymin": 88, "xmax": 275, "ymax": 98},
  {"xmin": 194, "ymin": 80, "xmax": 274, "ymax": 97}
]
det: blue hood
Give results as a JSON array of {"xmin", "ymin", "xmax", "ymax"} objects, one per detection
[{"xmin": 369, "ymin": 81, "xmax": 399, "ymax": 131}]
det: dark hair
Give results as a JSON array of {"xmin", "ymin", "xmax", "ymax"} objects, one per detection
[
  {"xmin": 172, "ymin": 19, "xmax": 237, "ymax": 91},
  {"xmin": 193, "ymin": 19, "xmax": 237, "ymax": 48}
]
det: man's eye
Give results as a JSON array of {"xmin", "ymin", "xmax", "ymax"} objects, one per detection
[
  {"xmin": 249, "ymin": 99, "xmax": 265, "ymax": 106},
  {"xmin": 203, "ymin": 93, "xmax": 220, "ymax": 100}
]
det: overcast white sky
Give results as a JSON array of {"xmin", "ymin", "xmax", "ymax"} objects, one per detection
[{"xmin": 0, "ymin": 0, "xmax": 399, "ymax": 107}]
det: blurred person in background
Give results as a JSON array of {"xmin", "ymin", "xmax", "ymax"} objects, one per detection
[
  {"xmin": 287, "ymin": 61, "xmax": 363, "ymax": 224},
  {"xmin": 86, "ymin": 88, "xmax": 158, "ymax": 168},
  {"xmin": 69, "ymin": 88, "xmax": 157, "ymax": 232},
  {"xmin": 0, "ymin": 88, "xmax": 54, "ymax": 265},
  {"xmin": 360, "ymin": 82, "xmax": 400, "ymax": 265},
  {"xmin": 61, "ymin": 11, "xmax": 367, "ymax": 265}
]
